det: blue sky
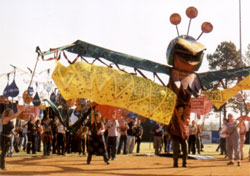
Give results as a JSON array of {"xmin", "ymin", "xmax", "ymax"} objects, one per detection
[{"xmin": 0, "ymin": 0, "xmax": 250, "ymax": 99}]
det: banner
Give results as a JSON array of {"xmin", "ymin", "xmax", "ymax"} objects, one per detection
[
  {"xmin": 52, "ymin": 61, "xmax": 177, "ymax": 125},
  {"xmin": 212, "ymin": 131, "xmax": 220, "ymax": 144},
  {"xmin": 95, "ymin": 104, "xmax": 121, "ymax": 120},
  {"xmin": 17, "ymin": 105, "xmax": 40, "ymax": 120},
  {"xmin": 203, "ymin": 75, "xmax": 250, "ymax": 109},
  {"xmin": 190, "ymin": 96, "xmax": 213, "ymax": 115},
  {"xmin": 201, "ymin": 130, "xmax": 212, "ymax": 144}
]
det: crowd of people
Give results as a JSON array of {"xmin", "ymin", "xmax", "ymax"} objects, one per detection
[
  {"xmin": 0, "ymin": 104, "xmax": 145, "ymax": 169},
  {"xmin": 152, "ymin": 119, "xmax": 204, "ymax": 157},
  {"xmin": 152, "ymin": 112, "xmax": 250, "ymax": 167},
  {"xmin": 0, "ymin": 104, "xmax": 249, "ymax": 170}
]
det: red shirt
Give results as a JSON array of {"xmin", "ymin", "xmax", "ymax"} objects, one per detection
[{"xmin": 239, "ymin": 123, "xmax": 247, "ymax": 136}]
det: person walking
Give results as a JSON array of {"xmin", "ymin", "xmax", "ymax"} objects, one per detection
[
  {"xmin": 188, "ymin": 120, "xmax": 197, "ymax": 155},
  {"xmin": 196, "ymin": 124, "xmax": 202, "ymax": 154},
  {"xmin": 117, "ymin": 117, "xmax": 128, "ymax": 155},
  {"xmin": 126, "ymin": 118, "xmax": 136, "ymax": 154},
  {"xmin": 106, "ymin": 112, "xmax": 119, "ymax": 160},
  {"xmin": 27, "ymin": 115, "xmax": 38, "ymax": 154},
  {"xmin": 134, "ymin": 119, "xmax": 143, "ymax": 153},
  {"xmin": 217, "ymin": 118, "xmax": 228, "ymax": 156},
  {"xmin": 0, "ymin": 108, "xmax": 23, "ymax": 170},
  {"xmin": 56, "ymin": 116, "xmax": 66, "ymax": 155},
  {"xmin": 36, "ymin": 119, "xmax": 42, "ymax": 152},
  {"xmin": 153, "ymin": 121, "xmax": 163, "ymax": 155},
  {"xmin": 87, "ymin": 110, "xmax": 109, "ymax": 165},
  {"xmin": 169, "ymin": 106, "xmax": 189, "ymax": 168},
  {"xmin": 42, "ymin": 118, "xmax": 52, "ymax": 156},
  {"xmin": 222, "ymin": 113, "xmax": 241, "ymax": 166}
]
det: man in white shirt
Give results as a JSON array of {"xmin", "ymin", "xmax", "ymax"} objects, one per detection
[
  {"xmin": 56, "ymin": 116, "xmax": 66, "ymax": 155},
  {"xmin": 106, "ymin": 112, "xmax": 119, "ymax": 160}
]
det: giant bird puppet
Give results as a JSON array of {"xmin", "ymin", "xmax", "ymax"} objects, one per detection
[{"xmin": 35, "ymin": 7, "xmax": 250, "ymax": 139}]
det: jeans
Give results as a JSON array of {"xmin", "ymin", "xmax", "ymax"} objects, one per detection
[
  {"xmin": 153, "ymin": 136, "xmax": 162, "ymax": 155},
  {"xmin": 126, "ymin": 136, "xmax": 135, "ymax": 153},
  {"xmin": 107, "ymin": 136, "xmax": 117, "ymax": 159},
  {"xmin": 117, "ymin": 135, "xmax": 127, "ymax": 154}
]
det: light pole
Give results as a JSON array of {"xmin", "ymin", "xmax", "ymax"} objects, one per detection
[
  {"xmin": 239, "ymin": 0, "xmax": 243, "ymax": 116},
  {"xmin": 239, "ymin": 0, "xmax": 242, "ymax": 66}
]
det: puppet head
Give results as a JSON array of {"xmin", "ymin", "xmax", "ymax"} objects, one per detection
[
  {"xmin": 167, "ymin": 35, "xmax": 206, "ymax": 71},
  {"xmin": 167, "ymin": 7, "xmax": 213, "ymax": 72}
]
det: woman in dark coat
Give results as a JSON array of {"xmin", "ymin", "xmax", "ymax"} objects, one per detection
[{"xmin": 87, "ymin": 110, "xmax": 109, "ymax": 165}]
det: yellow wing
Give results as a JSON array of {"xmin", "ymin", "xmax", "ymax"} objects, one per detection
[
  {"xmin": 202, "ymin": 75, "xmax": 250, "ymax": 109},
  {"xmin": 52, "ymin": 61, "xmax": 177, "ymax": 125}
]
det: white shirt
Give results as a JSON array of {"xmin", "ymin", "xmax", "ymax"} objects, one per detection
[
  {"xmin": 57, "ymin": 123, "xmax": 65, "ymax": 133},
  {"xmin": 21, "ymin": 120, "xmax": 28, "ymax": 133},
  {"xmin": 220, "ymin": 124, "xmax": 227, "ymax": 138},
  {"xmin": 106, "ymin": 120, "xmax": 119, "ymax": 137},
  {"xmin": 70, "ymin": 112, "xmax": 78, "ymax": 125}
]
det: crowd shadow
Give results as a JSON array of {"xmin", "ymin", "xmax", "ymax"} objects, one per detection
[
  {"xmin": 0, "ymin": 155, "xmax": 247, "ymax": 176},
  {"xmin": 0, "ymin": 155, "xmax": 189, "ymax": 176}
]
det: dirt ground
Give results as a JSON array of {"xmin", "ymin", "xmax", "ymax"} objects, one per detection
[{"xmin": 1, "ymin": 144, "xmax": 250, "ymax": 176}]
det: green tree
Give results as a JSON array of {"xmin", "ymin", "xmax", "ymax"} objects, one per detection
[
  {"xmin": 244, "ymin": 44, "xmax": 250, "ymax": 65},
  {"xmin": 207, "ymin": 41, "xmax": 242, "ymax": 71},
  {"xmin": 206, "ymin": 41, "xmax": 244, "ymax": 120}
]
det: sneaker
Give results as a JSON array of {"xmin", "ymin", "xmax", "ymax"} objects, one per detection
[
  {"xmin": 105, "ymin": 161, "xmax": 110, "ymax": 165},
  {"xmin": 237, "ymin": 161, "xmax": 241, "ymax": 166},
  {"xmin": 227, "ymin": 161, "xmax": 234, "ymax": 165}
]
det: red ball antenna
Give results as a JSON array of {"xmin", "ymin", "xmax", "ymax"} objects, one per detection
[
  {"xmin": 186, "ymin": 6, "xmax": 198, "ymax": 36},
  {"xmin": 170, "ymin": 13, "xmax": 181, "ymax": 37}
]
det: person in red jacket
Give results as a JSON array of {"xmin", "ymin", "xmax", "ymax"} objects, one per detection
[{"xmin": 170, "ymin": 105, "xmax": 189, "ymax": 168}]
